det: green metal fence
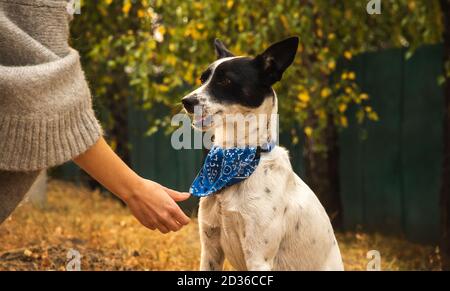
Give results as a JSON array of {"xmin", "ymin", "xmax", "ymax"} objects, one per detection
[
  {"xmin": 340, "ymin": 44, "xmax": 444, "ymax": 243},
  {"xmin": 57, "ymin": 44, "xmax": 445, "ymax": 243}
]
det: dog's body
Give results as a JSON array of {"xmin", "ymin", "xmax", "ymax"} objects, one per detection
[
  {"xmin": 199, "ymin": 147, "xmax": 343, "ymax": 271},
  {"xmin": 182, "ymin": 37, "xmax": 344, "ymax": 270}
]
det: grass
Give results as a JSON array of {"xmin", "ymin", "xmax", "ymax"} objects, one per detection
[{"xmin": 0, "ymin": 180, "xmax": 442, "ymax": 271}]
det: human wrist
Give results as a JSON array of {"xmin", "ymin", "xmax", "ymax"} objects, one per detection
[{"xmin": 119, "ymin": 175, "xmax": 147, "ymax": 203}]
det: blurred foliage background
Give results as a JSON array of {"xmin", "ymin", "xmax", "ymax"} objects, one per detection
[
  {"xmin": 70, "ymin": 0, "xmax": 445, "ymax": 227},
  {"xmin": 71, "ymin": 0, "xmax": 443, "ymax": 142}
]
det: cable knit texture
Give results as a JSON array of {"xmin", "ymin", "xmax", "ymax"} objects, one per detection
[{"xmin": 0, "ymin": 0, "xmax": 103, "ymax": 171}]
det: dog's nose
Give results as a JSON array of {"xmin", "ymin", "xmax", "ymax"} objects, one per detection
[{"xmin": 182, "ymin": 96, "xmax": 199, "ymax": 113}]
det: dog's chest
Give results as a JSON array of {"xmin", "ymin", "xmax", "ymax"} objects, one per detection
[
  {"xmin": 201, "ymin": 148, "xmax": 291, "ymax": 235},
  {"xmin": 213, "ymin": 190, "xmax": 250, "ymax": 270},
  {"xmin": 204, "ymin": 164, "xmax": 286, "ymax": 269},
  {"xmin": 213, "ymin": 185, "xmax": 250, "ymax": 235}
]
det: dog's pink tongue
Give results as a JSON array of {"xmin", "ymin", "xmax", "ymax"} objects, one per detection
[{"xmin": 193, "ymin": 115, "xmax": 212, "ymax": 127}]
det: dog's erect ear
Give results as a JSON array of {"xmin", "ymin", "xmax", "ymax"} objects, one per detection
[
  {"xmin": 254, "ymin": 37, "xmax": 299, "ymax": 86},
  {"xmin": 214, "ymin": 38, "xmax": 234, "ymax": 59}
]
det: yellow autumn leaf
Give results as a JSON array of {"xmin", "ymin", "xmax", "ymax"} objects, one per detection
[
  {"xmin": 105, "ymin": 0, "xmax": 112, "ymax": 5},
  {"xmin": 304, "ymin": 126, "xmax": 313, "ymax": 137},
  {"xmin": 158, "ymin": 85, "xmax": 170, "ymax": 92},
  {"xmin": 184, "ymin": 75, "xmax": 192, "ymax": 83},
  {"xmin": 316, "ymin": 18, "xmax": 322, "ymax": 26},
  {"xmin": 321, "ymin": 88, "xmax": 331, "ymax": 98},
  {"xmin": 317, "ymin": 29, "xmax": 323, "ymax": 38},
  {"xmin": 341, "ymin": 72, "xmax": 348, "ymax": 80},
  {"xmin": 368, "ymin": 111, "xmax": 379, "ymax": 121},
  {"xmin": 196, "ymin": 22, "xmax": 205, "ymax": 30},
  {"xmin": 122, "ymin": 1, "xmax": 131, "ymax": 14},
  {"xmin": 348, "ymin": 72, "xmax": 356, "ymax": 80},
  {"xmin": 157, "ymin": 25, "xmax": 166, "ymax": 36},
  {"xmin": 137, "ymin": 9, "xmax": 146, "ymax": 18},
  {"xmin": 166, "ymin": 55, "xmax": 177, "ymax": 66},
  {"xmin": 280, "ymin": 15, "xmax": 290, "ymax": 30},
  {"xmin": 193, "ymin": 2, "xmax": 204, "ymax": 10},
  {"xmin": 340, "ymin": 116, "xmax": 348, "ymax": 127},
  {"xmin": 344, "ymin": 51, "xmax": 352, "ymax": 60},
  {"xmin": 184, "ymin": 25, "xmax": 202, "ymax": 40},
  {"xmin": 338, "ymin": 103, "xmax": 347, "ymax": 113},
  {"xmin": 328, "ymin": 60, "xmax": 336, "ymax": 70},
  {"xmin": 299, "ymin": 102, "xmax": 308, "ymax": 109},
  {"xmin": 298, "ymin": 92, "xmax": 310, "ymax": 103},
  {"xmin": 365, "ymin": 106, "xmax": 373, "ymax": 113},
  {"xmin": 345, "ymin": 87, "xmax": 352, "ymax": 94},
  {"xmin": 226, "ymin": 0, "xmax": 234, "ymax": 9},
  {"xmin": 360, "ymin": 93, "xmax": 369, "ymax": 100}
]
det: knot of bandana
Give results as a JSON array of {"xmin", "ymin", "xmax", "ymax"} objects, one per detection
[{"xmin": 189, "ymin": 142, "xmax": 275, "ymax": 197}]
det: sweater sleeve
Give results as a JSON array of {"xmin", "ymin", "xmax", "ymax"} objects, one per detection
[{"xmin": 0, "ymin": 0, "xmax": 103, "ymax": 171}]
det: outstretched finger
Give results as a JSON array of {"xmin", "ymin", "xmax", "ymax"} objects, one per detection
[{"xmin": 163, "ymin": 186, "xmax": 191, "ymax": 202}]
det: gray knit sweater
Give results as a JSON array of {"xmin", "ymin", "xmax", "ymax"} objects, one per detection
[{"xmin": 0, "ymin": 0, "xmax": 102, "ymax": 171}]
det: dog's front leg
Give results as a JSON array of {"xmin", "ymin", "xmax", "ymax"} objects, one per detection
[
  {"xmin": 199, "ymin": 223, "xmax": 225, "ymax": 271},
  {"xmin": 198, "ymin": 197, "xmax": 225, "ymax": 271}
]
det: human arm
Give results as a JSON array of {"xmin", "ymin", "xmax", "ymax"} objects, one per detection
[{"xmin": 73, "ymin": 137, "xmax": 191, "ymax": 233}]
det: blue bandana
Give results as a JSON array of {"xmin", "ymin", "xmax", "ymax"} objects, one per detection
[{"xmin": 189, "ymin": 142, "xmax": 275, "ymax": 197}]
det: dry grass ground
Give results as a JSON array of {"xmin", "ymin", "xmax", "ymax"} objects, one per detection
[{"xmin": 0, "ymin": 180, "xmax": 442, "ymax": 271}]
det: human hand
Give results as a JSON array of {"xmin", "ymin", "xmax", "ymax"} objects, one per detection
[
  {"xmin": 124, "ymin": 178, "xmax": 191, "ymax": 233},
  {"xmin": 74, "ymin": 137, "xmax": 191, "ymax": 234}
]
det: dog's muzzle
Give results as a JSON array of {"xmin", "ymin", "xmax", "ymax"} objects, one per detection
[{"xmin": 182, "ymin": 95, "xmax": 199, "ymax": 113}]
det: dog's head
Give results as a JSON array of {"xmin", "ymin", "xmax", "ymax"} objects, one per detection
[{"xmin": 182, "ymin": 37, "xmax": 298, "ymax": 130}]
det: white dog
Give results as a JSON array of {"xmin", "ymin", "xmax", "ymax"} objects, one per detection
[{"xmin": 182, "ymin": 37, "xmax": 344, "ymax": 271}]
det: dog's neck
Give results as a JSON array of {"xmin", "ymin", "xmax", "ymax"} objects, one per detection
[{"xmin": 213, "ymin": 94, "xmax": 278, "ymax": 148}]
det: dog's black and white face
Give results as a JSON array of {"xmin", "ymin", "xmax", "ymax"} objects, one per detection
[{"xmin": 182, "ymin": 37, "xmax": 299, "ymax": 130}]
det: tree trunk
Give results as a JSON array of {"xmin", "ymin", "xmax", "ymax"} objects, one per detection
[
  {"xmin": 304, "ymin": 118, "xmax": 343, "ymax": 229},
  {"xmin": 440, "ymin": 0, "xmax": 450, "ymax": 271}
]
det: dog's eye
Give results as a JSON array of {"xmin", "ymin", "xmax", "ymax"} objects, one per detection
[{"xmin": 219, "ymin": 77, "xmax": 231, "ymax": 86}]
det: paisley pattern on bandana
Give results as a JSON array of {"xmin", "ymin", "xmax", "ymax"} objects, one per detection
[{"xmin": 190, "ymin": 142, "xmax": 275, "ymax": 197}]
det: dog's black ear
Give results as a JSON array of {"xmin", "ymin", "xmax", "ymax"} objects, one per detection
[
  {"xmin": 214, "ymin": 39, "xmax": 234, "ymax": 59},
  {"xmin": 254, "ymin": 37, "xmax": 299, "ymax": 86}
]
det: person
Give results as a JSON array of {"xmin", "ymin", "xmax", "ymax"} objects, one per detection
[{"xmin": 0, "ymin": 0, "xmax": 190, "ymax": 233}]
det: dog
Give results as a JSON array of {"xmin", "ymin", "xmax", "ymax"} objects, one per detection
[{"xmin": 181, "ymin": 37, "xmax": 344, "ymax": 271}]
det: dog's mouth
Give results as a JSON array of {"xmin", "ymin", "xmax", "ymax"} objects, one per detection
[
  {"xmin": 193, "ymin": 114, "xmax": 213, "ymax": 129},
  {"xmin": 191, "ymin": 110, "xmax": 223, "ymax": 131}
]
